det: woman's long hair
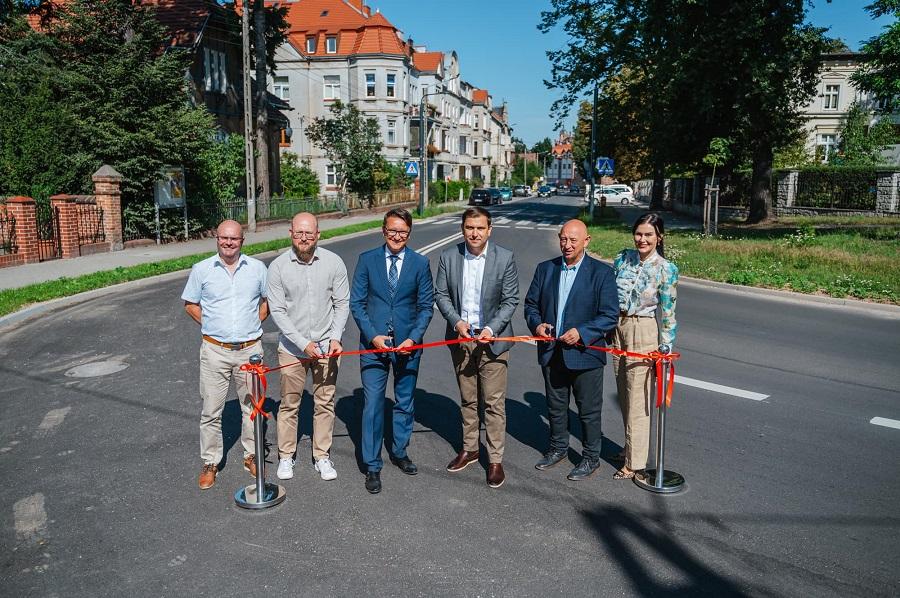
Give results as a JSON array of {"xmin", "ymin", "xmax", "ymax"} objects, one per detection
[{"xmin": 632, "ymin": 213, "xmax": 665, "ymax": 258}]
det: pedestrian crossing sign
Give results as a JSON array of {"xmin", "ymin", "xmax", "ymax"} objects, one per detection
[
  {"xmin": 596, "ymin": 157, "xmax": 614, "ymax": 176},
  {"xmin": 404, "ymin": 161, "xmax": 420, "ymax": 177}
]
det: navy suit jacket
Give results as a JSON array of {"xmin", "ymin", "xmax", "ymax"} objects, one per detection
[
  {"xmin": 523, "ymin": 254, "xmax": 619, "ymax": 369},
  {"xmin": 350, "ymin": 245, "xmax": 434, "ymax": 364}
]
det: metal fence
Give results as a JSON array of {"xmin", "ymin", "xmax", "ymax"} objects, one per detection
[
  {"xmin": 0, "ymin": 208, "xmax": 16, "ymax": 256},
  {"xmin": 791, "ymin": 170, "xmax": 877, "ymax": 211},
  {"xmin": 76, "ymin": 200, "xmax": 105, "ymax": 245}
]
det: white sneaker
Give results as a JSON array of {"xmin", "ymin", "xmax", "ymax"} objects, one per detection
[
  {"xmin": 315, "ymin": 457, "xmax": 337, "ymax": 481},
  {"xmin": 276, "ymin": 458, "xmax": 295, "ymax": 480}
]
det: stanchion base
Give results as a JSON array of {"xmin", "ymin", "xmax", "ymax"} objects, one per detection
[
  {"xmin": 234, "ymin": 483, "xmax": 286, "ymax": 510},
  {"xmin": 633, "ymin": 469, "xmax": 685, "ymax": 494}
]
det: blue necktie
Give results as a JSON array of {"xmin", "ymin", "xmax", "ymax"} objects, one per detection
[{"xmin": 388, "ymin": 254, "xmax": 399, "ymax": 298}]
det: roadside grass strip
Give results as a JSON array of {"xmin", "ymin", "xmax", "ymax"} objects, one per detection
[
  {"xmin": 0, "ymin": 205, "xmax": 463, "ymax": 318},
  {"xmin": 585, "ymin": 211, "xmax": 900, "ymax": 305}
]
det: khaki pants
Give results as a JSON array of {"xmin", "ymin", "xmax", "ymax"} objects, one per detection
[
  {"xmin": 198, "ymin": 340, "xmax": 263, "ymax": 465},
  {"xmin": 276, "ymin": 347, "xmax": 339, "ymax": 461},
  {"xmin": 612, "ymin": 316, "xmax": 658, "ymax": 471},
  {"xmin": 451, "ymin": 343, "xmax": 509, "ymax": 463}
]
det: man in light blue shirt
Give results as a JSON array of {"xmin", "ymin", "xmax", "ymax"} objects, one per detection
[{"xmin": 182, "ymin": 220, "xmax": 269, "ymax": 490}]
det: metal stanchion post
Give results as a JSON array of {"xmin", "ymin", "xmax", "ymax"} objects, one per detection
[
  {"xmin": 235, "ymin": 354, "xmax": 286, "ymax": 510},
  {"xmin": 634, "ymin": 359, "xmax": 685, "ymax": 494}
]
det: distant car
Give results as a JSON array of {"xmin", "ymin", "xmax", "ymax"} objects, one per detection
[
  {"xmin": 487, "ymin": 187, "xmax": 503, "ymax": 205},
  {"xmin": 588, "ymin": 185, "xmax": 634, "ymax": 205},
  {"xmin": 537, "ymin": 185, "xmax": 552, "ymax": 198},
  {"xmin": 548, "ymin": 184, "xmax": 558, "ymax": 195},
  {"xmin": 512, "ymin": 184, "xmax": 529, "ymax": 197},
  {"xmin": 557, "ymin": 184, "xmax": 568, "ymax": 193},
  {"xmin": 469, "ymin": 188, "xmax": 491, "ymax": 206},
  {"xmin": 570, "ymin": 184, "xmax": 581, "ymax": 194},
  {"xmin": 498, "ymin": 187, "xmax": 512, "ymax": 201}
]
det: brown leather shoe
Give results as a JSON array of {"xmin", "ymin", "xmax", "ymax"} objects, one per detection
[
  {"xmin": 243, "ymin": 454, "xmax": 262, "ymax": 478},
  {"xmin": 446, "ymin": 450, "xmax": 480, "ymax": 472},
  {"xmin": 487, "ymin": 463, "xmax": 505, "ymax": 488},
  {"xmin": 198, "ymin": 463, "xmax": 217, "ymax": 490}
]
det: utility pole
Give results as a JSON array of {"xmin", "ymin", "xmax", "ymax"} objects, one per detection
[
  {"xmin": 588, "ymin": 83, "xmax": 598, "ymax": 219},
  {"xmin": 241, "ymin": 1, "xmax": 257, "ymax": 232},
  {"xmin": 418, "ymin": 88, "xmax": 427, "ymax": 215}
]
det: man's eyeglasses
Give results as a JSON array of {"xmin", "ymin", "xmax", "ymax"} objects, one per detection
[
  {"xmin": 291, "ymin": 231, "xmax": 317, "ymax": 240},
  {"xmin": 384, "ymin": 229, "xmax": 410, "ymax": 238},
  {"xmin": 217, "ymin": 236, "xmax": 243, "ymax": 242}
]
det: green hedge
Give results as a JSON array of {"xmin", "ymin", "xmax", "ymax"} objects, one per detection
[{"xmin": 429, "ymin": 180, "xmax": 474, "ymax": 203}]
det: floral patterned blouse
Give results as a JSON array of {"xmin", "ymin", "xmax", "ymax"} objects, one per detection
[{"xmin": 613, "ymin": 249, "xmax": 678, "ymax": 347}]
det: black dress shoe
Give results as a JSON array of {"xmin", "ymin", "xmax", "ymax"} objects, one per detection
[
  {"xmin": 365, "ymin": 471, "xmax": 381, "ymax": 494},
  {"xmin": 534, "ymin": 449, "xmax": 567, "ymax": 470},
  {"xmin": 567, "ymin": 457, "xmax": 601, "ymax": 481},
  {"xmin": 389, "ymin": 455, "xmax": 418, "ymax": 475}
]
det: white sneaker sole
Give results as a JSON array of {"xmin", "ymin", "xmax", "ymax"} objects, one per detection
[
  {"xmin": 276, "ymin": 467, "xmax": 294, "ymax": 480},
  {"xmin": 315, "ymin": 465, "xmax": 337, "ymax": 481}
]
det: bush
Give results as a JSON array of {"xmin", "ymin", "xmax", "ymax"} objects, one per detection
[
  {"xmin": 429, "ymin": 180, "xmax": 474, "ymax": 203},
  {"xmin": 280, "ymin": 152, "xmax": 320, "ymax": 198}
]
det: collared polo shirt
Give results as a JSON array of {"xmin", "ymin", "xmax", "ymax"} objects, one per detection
[{"xmin": 181, "ymin": 253, "xmax": 267, "ymax": 342}]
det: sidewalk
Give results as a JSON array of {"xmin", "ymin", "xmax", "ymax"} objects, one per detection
[
  {"xmin": 0, "ymin": 208, "xmax": 399, "ymax": 292},
  {"xmin": 611, "ymin": 198, "xmax": 702, "ymax": 230}
]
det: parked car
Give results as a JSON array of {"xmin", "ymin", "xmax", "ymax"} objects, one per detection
[
  {"xmin": 512, "ymin": 184, "xmax": 529, "ymax": 197},
  {"xmin": 498, "ymin": 187, "xmax": 513, "ymax": 201},
  {"xmin": 537, "ymin": 185, "xmax": 552, "ymax": 198},
  {"xmin": 570, "ymin": 184, "xmax": 581, "ymax": 194},
  {"xmin": 487, "ymin": 187, "xmax": 503, "ymax": 204},
  {"xmin": 469, "ymin": 188, "xmax": 492, "ymax": 206},
  {"xmin": 557, "ymin": 184, "xmax": 569, "ymax": 194},
  {"xmin": 548, "ymin": 184, "xmax": 558, "ymax": 194},
  {"xmin": 587, "ymin": 185, "xmax": 634, "ymax": 205}
]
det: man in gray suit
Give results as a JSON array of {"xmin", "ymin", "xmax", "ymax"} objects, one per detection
[{"xmin": 435, "ymin": 207, "xmax": 519, "ymax": 488}]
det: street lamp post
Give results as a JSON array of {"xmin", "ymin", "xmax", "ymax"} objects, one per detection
[{"xmin": 418, "ymin": 77, "xmax": 459, "ymax": 215}]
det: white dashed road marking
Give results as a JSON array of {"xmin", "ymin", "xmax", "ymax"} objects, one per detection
[
  {"xmin": 14, "ymin": 493, "xmax": 47, "ymax": 543},
  {"xmin": 870, "ymin": 417, "xmax": 900, "ymax": 430},
  {"xmin": 674, "ymin": 375, "xmax": 769, "ymax": 401},
  {"xmin": 34, "ymin": 407, "xmax": 71, "ymax": 439}
]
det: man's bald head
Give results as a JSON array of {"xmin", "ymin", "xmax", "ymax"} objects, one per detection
[
  {"xmin": 217, "ymin": 219, "xmax": 243, "ymax": 238},
  {"xmin": 291, "ymin": 212, "xmax": 318, "ymax": 232},
  {"xmin": 558, "ymin": 219, "xmax": 591, "ymax": 266},
  {"xmin": 289, "ymin": 211, "xmax": 320, "ymax": 261},
  {"xmin": 215, "ymin": 220, "xmax": 244, "ymax": 264}
]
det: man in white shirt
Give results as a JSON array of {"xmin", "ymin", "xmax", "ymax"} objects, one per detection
[
  {"xmin": 266, "ymin": 212, "xmax": 350, "ymax": 481},
  {"xmin": 434, "ymin": 207, "xmax": 520, "ymax": 488}
]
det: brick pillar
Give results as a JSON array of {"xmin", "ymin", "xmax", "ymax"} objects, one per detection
[
  {"xmin": 875, "ymin": 171, "xmax": 899, "ymax": 213},
  {"xmin": 50, "ymin": 194, "xmax": 80, "ymax": 259},
  {"xmin": 5, "ymin": 197, "xmax": 40, "ymax": 263},
  {"xmin": 92, "ymin": 165, "xmax": 124, "ymax": 251},
  {"xmin": 776, "ymin": 170, "xmax": 798, "ymax": 208}
]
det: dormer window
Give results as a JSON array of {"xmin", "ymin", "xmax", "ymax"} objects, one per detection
[
  {"xmin": 326, "ymin": 36, "xmax": 337, "ymax": 54},
  {"xmin": 306, "ymin": 36, "xmax": 316, "ymax": 53}
]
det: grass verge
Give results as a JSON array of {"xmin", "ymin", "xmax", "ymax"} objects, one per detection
[
  {"xmin": 586, "ymin": 210, "xmax": 900, "ymax": 305},
  {"xmin": 0, "ymin": 204, "xmax": 463, "ymax": 318}
]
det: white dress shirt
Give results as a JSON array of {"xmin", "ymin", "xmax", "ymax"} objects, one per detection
[
  {"xmin": 384, "ymin": 246, "xmax": 406, "ymax": 278},
  {"xmin": 461, "ymin": 242, "xmax": 488, "ymax": 330}
]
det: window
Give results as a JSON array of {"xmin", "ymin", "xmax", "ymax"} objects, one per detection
[
  {"xmin": 473, "ymin": 141, "xmax": 478, "ymax": 157},
  {"xmin": 365, "ymin": 72, "xmax": 376, "ymax": 97},
  {"xmin": 386, "ymin": 73, "xmax": 396, "ymax": 98},
  {"xmin": 387, "ymin": 119, "xmax": 396, "ymax": 144},
  {"xmin": 279, "ymin": 128, "xmax": 290, "ymax": 147},
  {"xmin": 273, "ymin": 76, "xmax": 290, "ymax": 100},
  {"xmin": 823, "ymin": 84, "xmax": 840, "ymax": 110},
  {"xmin": 326, "ymin": 36, "xmax": 337, "ymax": 54},
  {"xmin": 324, "ymin": 75, "xmax": 340, "ymax": 100},
  {"xmin": 460, "ymin": 136, "xmax": 467, "ymax": 155},
  {"xmin": 306, "ymin": 36, "xmax": 316, "ymax": 53},
  {"xmin": 816, "ymin": 134, "xmax": 836, "ymax": 162},
  {"xmin": 326, "ymin": 164, "xmax": 337, "ymax": 186},
  {"xmin": 203, "ymin": 48, "xmax": 227, "ymax": 94}
]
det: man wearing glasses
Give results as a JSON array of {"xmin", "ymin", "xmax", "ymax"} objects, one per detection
[
  {"xmin": 182, "ymin": 220, "xmax": 269, "ymax": 490},
  {"xmin": 350, "ymin": 208, "xmax": 434, "ymax": 494},
  {"xmin": 266, "ymin": 212, "xmax": 350, "ymax": 482}
]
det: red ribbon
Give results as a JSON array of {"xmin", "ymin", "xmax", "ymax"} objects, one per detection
[{"xmin": 239, "ymin": 363, "xmax": 271, "ymax": 421}]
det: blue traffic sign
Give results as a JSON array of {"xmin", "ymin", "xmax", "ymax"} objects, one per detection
[
  {"xmin": 596, "ymin": 157, "xmax": 614, "ymax": 176},
  {"xmin": 404, "ymin": 161, "xmax": 420, "ymax": 177}
]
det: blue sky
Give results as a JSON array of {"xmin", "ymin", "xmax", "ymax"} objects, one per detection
[{"xmin": 372, "ymin": 0, "xmax": 892, "ymax": 146}]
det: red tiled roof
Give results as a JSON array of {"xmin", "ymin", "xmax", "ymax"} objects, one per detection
[
  {"xmin": 281, "ymin": 0, "xmax": 407, "ymax": 57},
  {"xmin": 552, "ymin": 143, "xmax": 572, "ymax": 156},
  {"xmin": 472, "ymin": 89, "xmax": 489, "ymax": 104},
  {"xmin": 413, "ymin": 51, "xmax": 443, "ymax": 73}
]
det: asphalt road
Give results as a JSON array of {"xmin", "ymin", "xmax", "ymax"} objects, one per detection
[{"xmin": 2, "ymin": 195, "xmax": 898, "ymax": 597}]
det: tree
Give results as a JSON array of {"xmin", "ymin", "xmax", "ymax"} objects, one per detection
[
  {"xmin": 851, "ymin": 0, "xmax": 900, "ymax": 114},
  {"xmin": 570, "ymin": 101, "xmax": 592, "ymax": 179},
  {"xmin": 305, "ymin": 100, "xmax": 384, "ymax": 196},
  {"xmin": 280, "ymin": 152, "xmax": 320, "ymax": 198},
  {"xmin": 196, "ymin": 134, "xmax": 246, "ymax": 202},
  {"xmin": 531, "ymin": 137, "xmax": 553, "ymax": 154},
  {"xmin": 510, "ymin": 136, "xmax": 528, "ymax": 153},
  {"xmin": 829, "ymin": 103, "xmax": 897, "ymax": 165},
  {"xmin": 510, "ymin": 157, "xmax": 544, "ymax": 187}
]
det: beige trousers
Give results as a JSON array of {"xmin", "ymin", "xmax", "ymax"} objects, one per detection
[
  {"xmin": 198, "ymin": 340, "xmax": 263, "ymax": 465},
  {"xmin": 451, "ymin": 342, "xmax": 509, "ymax": 463},
  {"xmin": 276, "ymin": 347, "xmax": 339, "ymax": 461},
  {"xmin": 612, "ymin": 316, "xmax": 658, "ymax": 471}
]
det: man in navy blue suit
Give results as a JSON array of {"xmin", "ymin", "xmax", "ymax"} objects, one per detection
[
  {"xmin": 350, "ymin": 208, "xmax": 434, "ymax": 494},
  {"xmin": 524, "ymin": 219, "xmax": 618, "ymax": 481}
]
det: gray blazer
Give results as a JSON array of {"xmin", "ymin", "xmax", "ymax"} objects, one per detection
[{"xmin": 434, "ymin": 241, "xmax": 520, "ymax": 356}]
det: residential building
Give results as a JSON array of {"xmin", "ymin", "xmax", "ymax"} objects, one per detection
[
  {"xmin": 543, "ymin": 131, "xmax": 582, "ymax": 187},
  {"xmin": 800, "ymin": 52, "xmax": 899, "ymax": 164},
  {"xmin": 270, "ymin": 0, "xmax": 515, "ymax": 194}
]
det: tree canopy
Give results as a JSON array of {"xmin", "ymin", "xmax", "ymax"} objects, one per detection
[{"xmin": 851, "ymin": 0, "xmax": 900, "ymax": 113}]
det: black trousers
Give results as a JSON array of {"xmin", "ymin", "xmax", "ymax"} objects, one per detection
[{"xmin": 541, "ymin": 349, "xmax": 604, "ymax": 459}]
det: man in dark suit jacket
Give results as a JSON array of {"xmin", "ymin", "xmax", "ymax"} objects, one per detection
[
  {"xmin": 350, "ymin": 208, "xmax": 434, "ymax": 494},
  {"xmin": 523, "ymin": 219, "xmax": 618, "ymax": 480},
  {"xmin": 434, "ymin": 207, "xmax": 519, "ymax": 488}
]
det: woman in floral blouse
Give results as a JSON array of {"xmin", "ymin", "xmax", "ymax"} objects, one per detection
[{"xmin": 611, "ymin": 213, "xmax": 678, "ymax": 480}]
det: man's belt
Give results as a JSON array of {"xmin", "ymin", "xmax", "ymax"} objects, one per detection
[
  {"xmin": 619, "ymin": 311, "xmax": 653, "ymax": 318},
  {"xmin": 202, "ymin": 335, "xmax": 261, "ymax": 351}
]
